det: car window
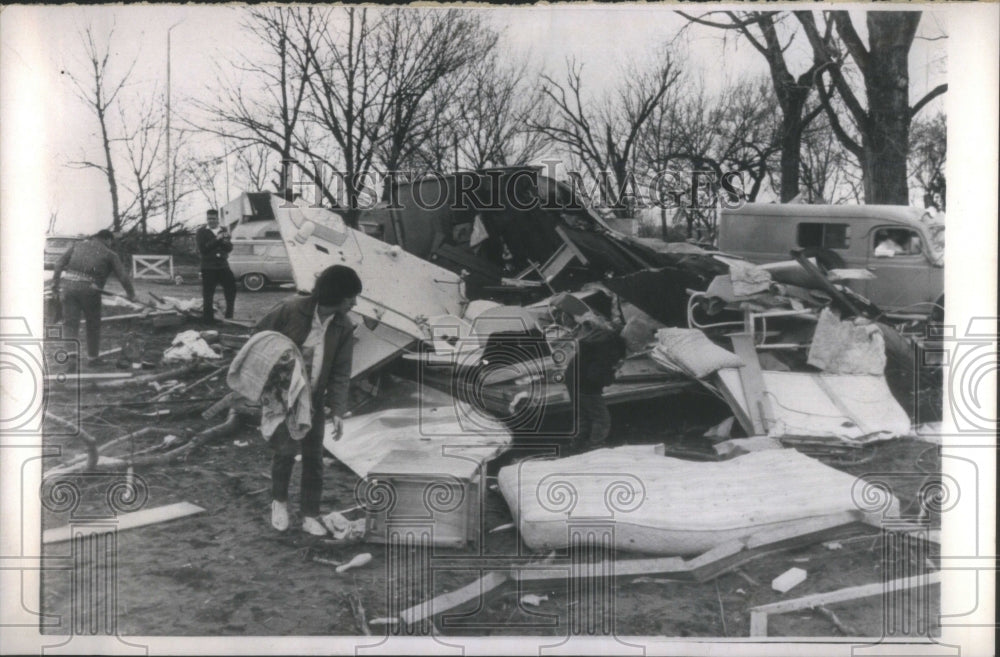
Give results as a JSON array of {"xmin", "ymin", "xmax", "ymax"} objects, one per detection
[
  {"xmin": 872, "ymin": 228, "xmax": 922, "ymax": 257},
  {"xmin": 796, "ymin": 223, "xmax": 850, "ymax": 250}
]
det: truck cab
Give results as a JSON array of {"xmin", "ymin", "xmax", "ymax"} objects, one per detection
[{"xmin": 718, "ymin": 203, "xmax": 944, "ymax": 317}]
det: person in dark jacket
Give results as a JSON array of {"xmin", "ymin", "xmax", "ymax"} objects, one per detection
[
  {"xmin": 52, "ymin": 230, "xmax": 136, "ymax": 365},
  {"xmin": 254, "ymin": 265, "xmax": 362, "ymax": 536},
  {"xmin": 196, "ymin": 208, "xmax": 236, "ymax": 322},
  {"xmin": 549, "ymin": 293, "xmax": 626, "ymax": 453}
]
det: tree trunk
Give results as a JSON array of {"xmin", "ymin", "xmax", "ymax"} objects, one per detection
[
  {"xmin": 98, "ymin": 107, "xmax": 121, "ymax": 231},
  {"xmin": 864, "ymin": 12, "xmax": 918, "ymax": 205},
  {"xmin": 778, "ymin": 114, "xmax": 803, "ymax": 202}
]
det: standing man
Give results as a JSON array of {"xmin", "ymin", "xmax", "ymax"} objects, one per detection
[
  {"xmin": 196, "ymin": 208, "xmax": 236, "ymax": 322},
  {"xmin": 52, "ymin": 229, "xmax": 136, "ymax": 365},
  {"xmin": 254, "ymin": 265, "xmax": 362, "ymax": 535}
]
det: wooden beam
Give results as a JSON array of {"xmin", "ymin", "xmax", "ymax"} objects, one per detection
[
  {"xmin": 747, "ymin": 572, "xmax": 941, "ymax": 637},
  {"xmin": 43, "ymin": 501, "xmax": 205, "ymax": 544},
  {"xmin": 45, "ymin": 372, "xmax": 133, "ymax": 381},
  {"xmin": 730, "ymin": 333, "xmax": 774, "ymax": 433},
  {"xmin": 400, "ymin": 571, "xmax": 509, "ymax": 625},
  {"xmin": 514, "ymin": 512, "xmax": 866, "ymax": 585}
]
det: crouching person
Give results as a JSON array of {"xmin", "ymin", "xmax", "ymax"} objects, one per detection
[
  {"xmin": 549, "ymin": 293, "xmax": 626, "ymax": 453},
  {"xmin": 254, "ymin": 265, "xmax": 362, "ymax": 535}
]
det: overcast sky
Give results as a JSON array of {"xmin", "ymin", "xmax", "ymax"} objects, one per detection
[{"xmin": 3, "ymin": 5, "xmax": 948, "ymax": 235}]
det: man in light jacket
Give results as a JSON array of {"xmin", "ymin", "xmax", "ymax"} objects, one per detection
[{"xmin": 254, "ymin": 265, "xmax": 361, "ymax": 536}]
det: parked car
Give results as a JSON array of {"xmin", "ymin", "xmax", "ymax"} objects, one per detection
[
  {"xmin": 44, "ymin": 235, "xmax": 85, "ymax": 270},
  {"xmin": 227, "ymin": 239, "xmax": 294, "ymax": 291},
  {"xmin": 718, "ymin": 203, "xmax": 944, "ymax": 318}
]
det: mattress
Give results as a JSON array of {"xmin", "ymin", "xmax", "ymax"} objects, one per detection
[{"xmin": 497, "ymin": 445, "xmax": 896, "ymax": 556}]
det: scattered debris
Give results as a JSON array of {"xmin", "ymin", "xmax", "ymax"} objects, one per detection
[
  {"xmin": 748, "ymin": 572, "xmax": 941, "ymax": 637},
  {"xmin": 815, "ymin": 605, "xmax": 860, "ymax": 636},
  {"xmin": 400, "ymin": 571, "xmax": 510, "ymax": 625},
  {"xmin": 714, "ymin": 368, "xmax": 911, "ymax": 443},
  {"xmin": 771, "ymin": 567, "xmax": 808, "ymax": 593},
  {"xmin": 520, "ymin": 594, "xmax": 548, "ymax": 607},
  {"xmin": 43, "ymin": 502, "xmax": 205, "ymax": 544},
  {"xmin": 344, "ymin": 592, "xmax": 372, "ymax": 635},
  {"xmin": 364, "ymin": 450, "xmax": 486, "ymax": 548},
  {"xmin": 163, "ymin": 330, "xmax": 223, "ymax": 362},
  {"xmin": 335, "ymin": 553, "xmax": 373, "ymax": 573},
  {"xmin": 320, "ymin": 509, "xmax": 366, "ymax": 542}
]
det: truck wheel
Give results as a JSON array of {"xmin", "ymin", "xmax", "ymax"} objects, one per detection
[{"xmin": 242, "ymin": 273, "xmax": 266, "ymax": 292}]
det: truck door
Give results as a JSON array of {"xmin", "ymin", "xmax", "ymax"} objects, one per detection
[{"xmin": 865, "ymin": 226, "xmax": 931, "ymax": 311}]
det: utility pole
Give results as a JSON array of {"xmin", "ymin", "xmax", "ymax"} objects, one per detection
[{"xmin": 166, "ymin": 20, "xmax": 183, "ymax": 230}]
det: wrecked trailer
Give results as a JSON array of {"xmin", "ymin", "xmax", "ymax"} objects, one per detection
[
  {"xmin": 268, "ymin": 174, "xmax": 726, "ymax": 424},
  {"xmin": 356, "ymin": 166, "xmax": 722, "ymax": 303}
]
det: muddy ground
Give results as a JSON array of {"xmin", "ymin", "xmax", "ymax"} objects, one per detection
[{"xmin": 40, "ymin": 279, "xmax": 941, "ymax": 639}]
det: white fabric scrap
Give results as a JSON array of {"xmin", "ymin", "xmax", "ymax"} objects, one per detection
[
  {"xmin": 807, "ymin": 308, "xmax": 886, "ymax": 375},
  {"xmin": 470, "ymin": 214, "xmax": 490, "ymax": 247},
  {"xmin": 163, "ymin": 330, "xmax": 222, "ymax": 362},
  {"xmin": 728, "ymin": 260, "xmax": 773, "ymax": 297}
]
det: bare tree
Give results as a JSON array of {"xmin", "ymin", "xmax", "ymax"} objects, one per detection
[
  {"xmin": 296, "ymin": 7, "xmax": 393, "ymax": 224},
  {"xmin": 117, "ymin": 93, "xmax": 165, "ymax": 235},
  {"xmin": 679, "ymin": 12, "xmax": 827, "ymax": 202},
  {"xmin": 196, "ymin": 8, "xmax": 333, "ymax": 204},
  {"xmin": 233, "ymin": 144, "xmax": 276, "ymax": 192},
  {"xmin": 532, "ymin": 52, "xmax": 683, "ymax": 218},
  {"xmin": 908, "ymin": 110, "xmax": 946, "ymax": 210},
  {"xmin": 795, "ymin": 10, "xmax": 948, "ymax": 204},
  {"xmin": 64, "ymin": 25, "xmax": 137, "ymax": 231},
  {"xmin": 453, "ymin": 53, "xmax": 549, "ymax": 169},
  {"xmin": 641, "ymin": 77, "xmax": 781, "ymax": 238},
  {"xmin": 798, "ymin": 112, "xmax": 857, "ymax": 204},
  {"xmin": 374, "ymin": 9, "xmax": 498, "ymax": 177}
]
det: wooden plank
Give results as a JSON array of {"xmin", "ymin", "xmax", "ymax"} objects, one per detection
[
  {"xmin": 45, "ymin": 372, "xmax": 133, "ymax": 382},
  {"xmin": 400, "ymin": 571, "xmax": 509, "ymax": 625},
  {"xmin": 554, "ymin": 225, "xmax": 590, "ymax": 266},
  {"xmin": 711, "ymin": 370, "xmax": 754, "ymax": 435},
  {"xmin": 43, "ymin": 502, "xmax": 205, "ymax": 544},
  {"xmin": 749, "ymin": 610, "xmax": 769, "ymax": 637},
  {"xmin": 751, "ymin": 572, "xmax": 941, "ymax": 617},
  {"xmin": 730, "ymin": 333, "xmax": 772, "ymax": 433},
  {"xmin": 743, "ymin": 511, "xmax": 861, "ymax": 549},
  {"xmin": 513, "ymin": 514, "xmax": 867, "ymax": 586}
]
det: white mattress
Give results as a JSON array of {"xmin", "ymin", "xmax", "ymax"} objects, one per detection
[{"xmin": 497, "ymin": 445, "xmax": 896, "ymax": 556}]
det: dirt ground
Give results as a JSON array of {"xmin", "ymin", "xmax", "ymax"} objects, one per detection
[{"xmin": 39, "ymin": 279, "xmax": 941, "ymax": 639}]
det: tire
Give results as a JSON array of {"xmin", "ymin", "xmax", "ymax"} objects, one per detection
[
  {"xmin": 241, "ymin": 273, "xmax": 267, "ymax": 292},
  {"xmin": 801, "ymin": 247, "xmax": 847, "ymax": 273}
]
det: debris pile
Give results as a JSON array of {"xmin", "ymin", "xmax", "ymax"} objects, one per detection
[{"xmin": 42, "ymin": 178, "xmax": 943, "ymax": 637}]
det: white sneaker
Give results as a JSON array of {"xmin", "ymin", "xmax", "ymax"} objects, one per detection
[
  {"xmin": 271, "ymin": 500, "xmax": 289, "ymax": 532},
  {"xmin": 302, "ymin": 516, "xmax": 328, "ymax": 536}
]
